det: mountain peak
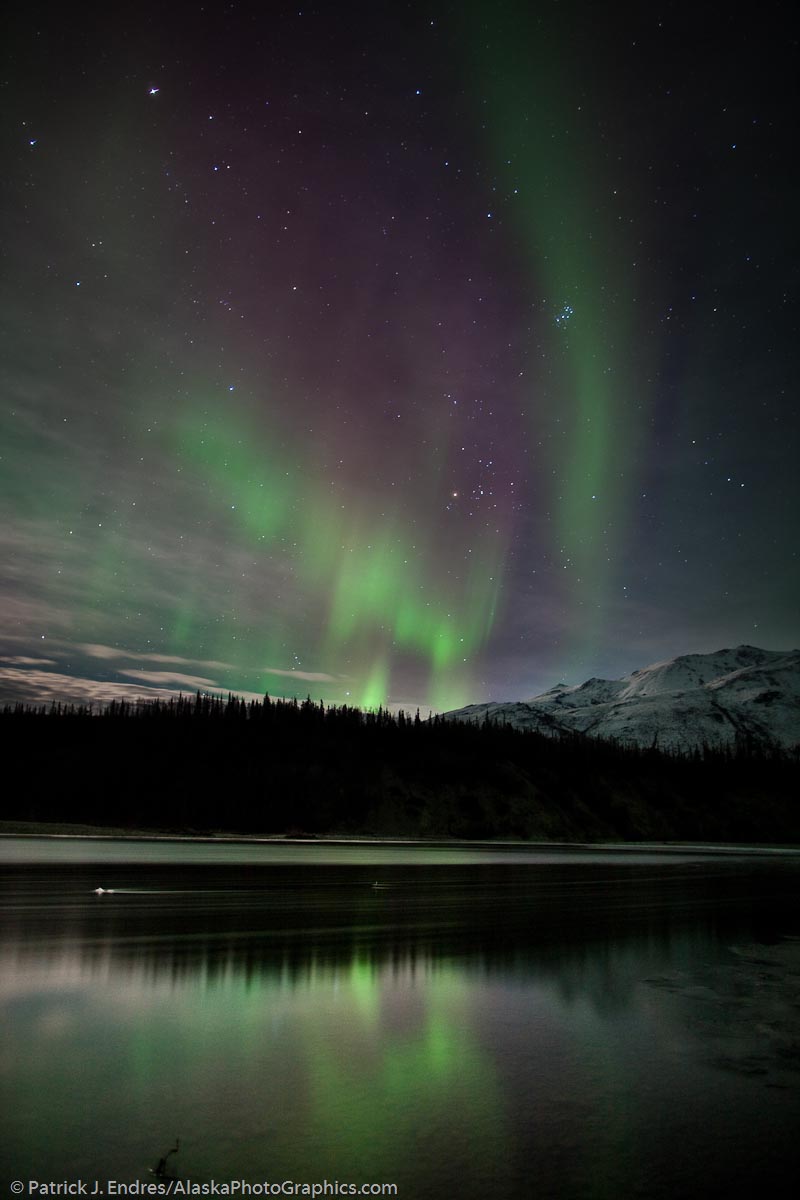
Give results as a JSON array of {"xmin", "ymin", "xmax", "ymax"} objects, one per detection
[{"xmin": 446, "ymin": 646, "xmax": 800, "ymax": 752}]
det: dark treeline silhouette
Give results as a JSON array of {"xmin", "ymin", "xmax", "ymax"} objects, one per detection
[{"xmin": 2, "ymin": 693, "xmax": 798, "ymax": 841}]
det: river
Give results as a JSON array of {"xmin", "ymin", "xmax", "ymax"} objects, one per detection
[{"xmin": 2, "ymin": 838, "xmax": 799, "ymax": 1198}]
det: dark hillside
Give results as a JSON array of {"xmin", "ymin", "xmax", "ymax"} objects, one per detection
[{"xmin": 2, "ymin": 694, "xmax": 798, "ymax": 842}]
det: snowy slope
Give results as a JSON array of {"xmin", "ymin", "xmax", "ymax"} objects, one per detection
[{"xmin": 446, "ymin": 646, "xmax": 800, "ymax": 752}]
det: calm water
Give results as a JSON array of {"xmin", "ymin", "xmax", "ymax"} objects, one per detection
[{"xmin": 2, "ymin": 838, "xmax": 799, "ymax": 1199}]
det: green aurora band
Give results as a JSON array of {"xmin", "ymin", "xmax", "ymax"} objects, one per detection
[
  {"xmin": 172, "ymin": 406, "xmax": 506, "ymax": 710},
  {"xmin": 467, "ymin": 8, "xmax": 643, "ymax": 671}
]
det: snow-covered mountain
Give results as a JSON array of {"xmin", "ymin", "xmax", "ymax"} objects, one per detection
[{"xmin": 445, "ymin": 646, "xmax": 800, "ymax": 753}]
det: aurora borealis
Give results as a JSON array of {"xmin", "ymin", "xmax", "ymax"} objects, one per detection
[{"xmin": 2, "ymin": 1, "xmax": 798, "ymax": 713}]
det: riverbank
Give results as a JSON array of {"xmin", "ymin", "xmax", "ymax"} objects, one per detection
[{"xmin": 2, "ymin": 820, "xmax": 798, "ymax": 856}]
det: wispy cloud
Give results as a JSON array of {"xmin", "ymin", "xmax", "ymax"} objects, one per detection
[
  {"xmin": 117, "ymin": 669, "xmax": 220, "ymax": 688},
  {"xmin": 80, "ymin": 643, "xmax": 234, "ymax": 669},
  {"xmin": 0, "ymin": 667, "xmax": 270, "ymax": 707},
  {"xmin": 78, "ymin": 643, "xmax": 125, "ymax": 660},
  {"xmin": 261, "ymin": 666, "xmax": 341, "ymax": 683},
  {"xmin": 0, "ymin": 656, "xmax": 58, "ymax": 666},
  {"xmin": 80, "ymin": 643, "xmax": 341, "ymax": 683},
  {"xmin": 0, "ymin": 667, "xmax": 185, "ymax": 706}
]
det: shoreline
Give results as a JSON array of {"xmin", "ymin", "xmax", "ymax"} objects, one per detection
[{"xmin": 1, "ymin": 820, "xmax": 798, "ymax": 856}]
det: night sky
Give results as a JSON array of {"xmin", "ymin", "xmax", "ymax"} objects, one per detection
[{"xmin": 2, "ymin": 0, "xmax": 798, "ymax": 713}]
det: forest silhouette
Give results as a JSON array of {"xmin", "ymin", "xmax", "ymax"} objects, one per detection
[{"xmin": 3, "ymin": 693, "xmax": 798, "ymax": 841}]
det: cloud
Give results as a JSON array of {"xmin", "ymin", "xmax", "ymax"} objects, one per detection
[
  {"xmin": 0, "ymin": 667, "xmax": 270, "ymax": 707},
  {"xmin": 261, "ymin": 666, "xmax": 341, "ymax": 683},
  {"xmin": 79, "ymin": 643, "xmax": 235, "ymax": 672},
  {"xmin": 79, "ymin": 643, "xmax": 340, "ymax": 682},
  {"xmin": 117, "ymin": 670, "xmax": 220, "ymax": 688},
  {"xmin": 0, "ymin": 592, "xmax": 76, "ymax": 639},
  {"xmin": 79, "ymin": 644, "xmax": 235, "ymax": 670},
  {"xmin": 0, "ymin": 656, "xmax": 58, "ymax": 666},
  {"xmin": 79, "ymin": 643, "xmax": 123, "ymax": 660},
  {"xmin": 0, "ymin": 667, "xmax": 186, "ymax": 706},
  {"xmin": 137, "ymin": 653, "xmax": 234, "ymax": 669}
]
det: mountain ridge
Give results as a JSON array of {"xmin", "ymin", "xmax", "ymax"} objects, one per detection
[{"xmin": 445, "ymin": 645, "xmax": 800, "ymax": 752}]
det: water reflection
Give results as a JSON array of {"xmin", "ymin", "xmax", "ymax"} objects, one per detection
[{"xmin": 2, "ymin": 845, "xmax": 800, "ymax": 1198}]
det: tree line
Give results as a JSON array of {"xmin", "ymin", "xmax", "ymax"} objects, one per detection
[{"xmin": 1, "ymin": 692, "xmax": 797, "ymax": 841}]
